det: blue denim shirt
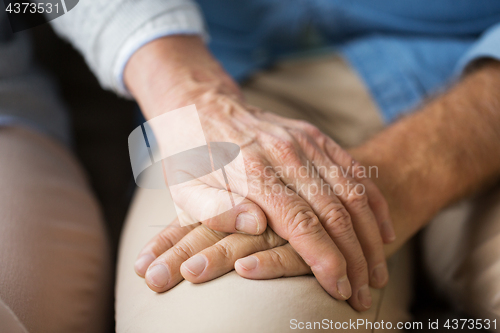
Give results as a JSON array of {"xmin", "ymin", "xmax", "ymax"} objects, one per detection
[{"xmin": 196, "ymin": 0, "xmax": 500, "ymax": 122}]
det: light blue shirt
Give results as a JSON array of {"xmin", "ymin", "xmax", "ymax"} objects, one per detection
[{"xmin": 196, "ymin": 0, "xmax": 500, "ymax": 121}]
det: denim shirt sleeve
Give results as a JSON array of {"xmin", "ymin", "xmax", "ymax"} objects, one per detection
[{"xmin": 455, "ymin": 22, "xmax": 500, "ymax": 75}]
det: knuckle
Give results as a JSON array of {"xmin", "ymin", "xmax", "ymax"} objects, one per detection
[
  {"xmin": 273, "ymin": 139, "xmax": 299, "ymax": 163},
  {"xmin": 156, "ymin": 232, "xmax": 175, "ymax": 251},
  {"xmin": 244, "ymin": 158, "xmax": 266, "ymax": 179},
  {"xmin": 268, "ymin": 249, "xmax": 287, "ymax": 269},
  {"xmin": 262, "ymin": 129, "xmax": 300, "ymax": 165},
  {"xmin": 261, "ymin": 229, "xmax": 286, "ymax": 248},
  {"xmin": 314, "ymin": 132, "xmax": 328, "ymax": 151},
  {"xmin": 351, "ymin": 160, "xmax": 365, "ymax": 177},
  {"xmin": 171, "ymin": 243, "xmax": 194, "ymax": 260},
  {"xmin": 288, "ymin": 127, "xmax": 308, "ymax": 142},
  {"xmin": 319, "ymin": 256, "xmax": 347, "ymax": 275},
  {"xmin": 323, "ymin": 206, "xmax": 353, "ymax": 238},
  {"xmin": 346, "ymin": 185, "xmax": 369, "ymax": 208},
  {"xmin": 350, "ymin": 256, "xmax": 368, "ymax": 276},
  {"xmin": 157, "ymin": 232, "xmax": 174, "ymax": 248},
  {"xmin": 212, "ymin": 242, "xmax": 234, "ymax": 261},
  {"xmin": 289, "ymin": 128, "xmax": 318, "ymax": 154},
  {"xmin": 323, "ymin": 139, "xmax": 344, "ymax": 160},
  {"xmin": 287, "ymin": 209, "xmax": 322, "ymax": 237},
  {"xmin": 301, "ymin": 122, "xmax": 322, "ymax": 138}
]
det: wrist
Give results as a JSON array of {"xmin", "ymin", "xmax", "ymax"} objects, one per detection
[
  {"xmin": 349, "ymin": 133, "xmax": 447, "ymax": 256},
  {"xmin": 350, "ymin": 62, "xmax": 500, "ymax": 256},
  {"xmin": 123, "ymin": 35, "xmax": 242, "ymax": 119}
]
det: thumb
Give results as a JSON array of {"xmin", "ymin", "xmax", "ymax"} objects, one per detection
[
  {"xmin": 204, "ymin": 197, "xmax": 267, "ymax": 235},
  {"xmin": 171, "ymin": 181, "xmax": 267, "ymax": 235}
]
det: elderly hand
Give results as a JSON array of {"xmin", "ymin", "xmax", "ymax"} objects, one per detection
[{"xmin": 126, "ymin": 36, "xmax": 395, "ymax": 310}]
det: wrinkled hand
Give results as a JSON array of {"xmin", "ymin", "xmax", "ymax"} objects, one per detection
[{"xmin": 126, "ymin": 36, "xmax": 396, "ymax": 311}]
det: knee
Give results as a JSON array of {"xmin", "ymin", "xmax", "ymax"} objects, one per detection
[
  {"xmin": 0, "ymin": 128, "xmax": 112, "ymax": 333},
  {"xmin": 117, "ymin": 272, "xmax": 364, "ymax": 333}
]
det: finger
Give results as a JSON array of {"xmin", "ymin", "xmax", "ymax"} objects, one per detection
[
  {"xmin": 279, "ymin": 117, "xmax": 395, "ymax": 243},
  {"xmin": 357, "ymin": 177, "xmax": 396, "ymax": 243},
  {"xmin": 145, "ymin": 225, "xmax": 227, "ymax": 292},
  {"xmin": 317, "ymin": 132, "xmax": 396, "ymax": 243},
  {"xmin": 255, "ymin": 114, "xmax": 395, "ymax": 243},
  {"xmin": 249, "ymin": 164, "xmax": 352, "ymax": 300},
  {"xmin": 235, "ymin": 243, "xmax": 373, "ymax": 312},
  {"xmin": 342, "ymin": 182, "xmax": 389, "ymax": 289},
  {"xmin": 291, "ymin": 129, "xmax": 389, "ymax": 289},
  {"xmin": 255, "ymin": 115, "xmax": 389, "ymax": 292},
  {"xmin": 274, "ymin": 172, "xmax": 372, "ymax": 306},
  {"xmin": 260, "ymin": 128, "xmax": 373, "ymax": 308},
  {"xmin": 135, "ymin": 218, "xmax": 197, "ymax": 277},
  {"xmin": 180, "ymin": 228, "xmax": 287, "ymax": 282},
  {"xmin": 274, "ymin": 163, "xmax": 373, "ymax": 308},
  {"xmin": 313, "ymin": 137, "xmax": 392, "ymax": 288},
  {"xmin": 235, "ymin": 243, "xmax": 311, "ymax": 279},
  {"xmin": 243, "ymin": 155, "xmax": 352, "ymax": 301},
  {"xmin": 170, "ymin": 180, "xmax": 267, "ymax": 235},
  {"xmin": 203, "ymin": 197, "xmax": 267, "ymax": 235}
]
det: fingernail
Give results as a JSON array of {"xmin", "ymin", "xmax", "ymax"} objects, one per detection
[
  {"xmin": 336, "ymin": 276, "xmax": 352, "ymax": 299},
  {"xmin": 134, "ymin": 254, "xmax": 155, "ymax": 276},
  {"xmin": 371, "ymin": 263, "xmax": 389, "ymax": 286},
  {"xmin": 146, "ymin": 264, "xmax": 170, "ymax": 288},
  {"xmin": 236, "ymin": 256, "xmax": 258, "ymax": 271},
  {"xmin": 382, "ymin": 221, "xmax": 396, "ymax": 242},
  {"xmin": 235, "ymin": 213, "xmax": 259, "ymax": 234},
  {"xmin": 183, "ymin": 255, "xmax": 207, "ymax": 276},
  {"xmin": 358, "ymin": 284, "xmax": 372, "ymax": 309}
]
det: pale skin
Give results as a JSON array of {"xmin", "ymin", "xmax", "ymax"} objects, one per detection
[{"xmin": 124, "ymin": 36, "xmax": 500, "ymax": 312}]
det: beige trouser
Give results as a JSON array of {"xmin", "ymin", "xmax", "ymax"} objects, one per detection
[
  {"xmin": 0, "ymin": 128, "xmax": 112, "ymax": 333},
  {"xmin": 115, "ymin": 56, "xmax": 414, "ymax": 333}
]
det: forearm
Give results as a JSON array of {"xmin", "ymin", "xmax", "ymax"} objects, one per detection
[
  {"xmin": 124, "ymin": 36, "xmax": 241, "ymax": 117},
  {"xmin": 351, "ymin": 60, "xmax": 500, "ymax": 255}
]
